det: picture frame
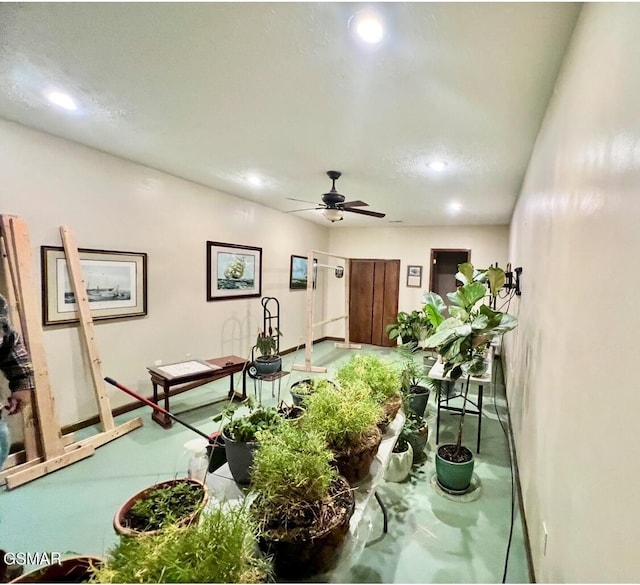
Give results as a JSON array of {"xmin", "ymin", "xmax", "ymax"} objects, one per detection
[
  {"xmin": 206, "ymin": 241, "xmax": 262, "ymax": 301},
  {"xmin": 289, "ymin": 255, "xmax": 317, "ymax": 290},
  {"xmin": 406, "ymin": 265, "xmax": 423, "ymax": 288},
  {"xmin": 41, "ymin": 246, "xmax": 148, "ymax": 326}
]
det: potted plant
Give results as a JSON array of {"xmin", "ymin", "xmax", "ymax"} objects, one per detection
[
  {"xmin": 254, "ymin": 327, "xmax": 282, "ymax": 376},
  {"xmin": 289, "ymin": 377, "xmax": 337, "ymax": 407},
  {"xmin": 11, "ymin": 557, "xmax": 103, "ymax": 583},
  {"xmin": 385, "ymin": 309, "xmax": 426, "ymax": 347},
  {"xmin": 303, "ymin": 379, "xmax": 383, "ymax": 485},
  {"xmin": 94, "ymin": 504, "xmax": 271, "ymax": 583},
  {"xmin": 383, "ymin": 433, "xmax": 413, "ymax": 483},
  {"xmin": 218, "ymin": 402, "xmax": 281, "ymax": 486},
  {"xmin": 401, "ymin": 412, "xmax": 429, "ymax": 465},
  {"xmin": 398, "ymin": 345, "xmax": 436, "ymax": 419},
  {"xmin": 424, "ymin": 263, "xmax": 517, "ymax": 492},
  {"xmin": 113, "ymin": 478, "xmax": 208, "ymax": 537},
  {"xmin": 250, "ymin": 423, "xmax": 355, "ymax": 580},
  {"xmin": 335, "ymin": 353, "xmax": 402, "ymax": 431}
]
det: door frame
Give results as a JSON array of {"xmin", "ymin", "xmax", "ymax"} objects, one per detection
[{"xmin": 428, "ymin": 248, "xmax": 471, "ymax": 291}]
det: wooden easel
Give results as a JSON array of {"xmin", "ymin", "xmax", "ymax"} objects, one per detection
[
  {"xmin": 292, "ymin": 249, "xmax": 361, "ymax": 373},
  {"xmin": 0, "ymin": 216, "xmax": 142, "ymax": 489}
]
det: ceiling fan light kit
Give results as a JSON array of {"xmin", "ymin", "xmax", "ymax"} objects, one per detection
[{"xmin": 288, "ymin": 170, "xmax": 386, "ymax": 223}]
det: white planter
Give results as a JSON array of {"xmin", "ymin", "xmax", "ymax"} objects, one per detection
[{"xmin": 384, "ymin": 442, "xmax": 414, "ymax": 482}]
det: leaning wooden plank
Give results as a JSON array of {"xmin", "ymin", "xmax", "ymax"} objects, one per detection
[
  {"xmin": 0, "ymin": 458, "xmax": 41, "ymax": 484},
  {"xmin": 291, "ymin": 363, "xmax": 327, "ymax": 373},
  {"xmin": 4, "ymin": 444, "xmax": 95, "ymax": 490},
  {"xmin": 0, "ymin": 233, "xmax": 40, "ymax": 462},
  {"xmin": 59, "ymin": 226, "xmax": 115, "ymax": 431},
  {"xmin": 74, "ymin": 418, "xmax": 143, "ymax": 450},
  {"xmin": 334, "ymin": 342, "xmax": 362, "ymax": 349},
  {"xmin": 2, "ymin": 216, "xmax": 64, "ymax": 458}
]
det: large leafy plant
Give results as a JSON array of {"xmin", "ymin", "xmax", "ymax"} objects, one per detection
[
  {"xmin": 424, "ymin": 263, "xmax": 517, "ymax": 455},
  {"xmin": 424, "ymin": 263, "xmax": 517, "ymax": 380}
]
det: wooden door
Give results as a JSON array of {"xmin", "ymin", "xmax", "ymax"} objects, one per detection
[{"xmin": 349, "ymin": 259, "xmax": 400, "ymax": 347}]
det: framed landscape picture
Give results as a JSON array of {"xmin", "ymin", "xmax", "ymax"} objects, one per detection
[
  {"xmin": 207, "ymin": 241, "xmax": 262, "ymax": 301},
  {"xmin": 289, "ymin": 255, "xmax": 317, "ymax": 289},
  {"xmin": 41, "ymin": 246, "xmax": 147, "ymax": 325}
]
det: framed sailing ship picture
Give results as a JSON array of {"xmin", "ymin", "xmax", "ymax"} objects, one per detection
[
  {"xmin": 41, "ymin": 246, "xmax": 148, "ymax": 325},
  {"xmin": 206, "ymin": 241, "xmax": 262, "ymax": 301}
]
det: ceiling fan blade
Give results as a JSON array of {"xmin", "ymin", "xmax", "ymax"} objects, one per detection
[
  {"xmin": 286, "ymin": 197, "xmax": 320, "ymax": 205},
  {"xmin": 285, "ymin": 206, "xmax": 323, "ymax": 213},
  {"xmin": 343, "ymin": 207, "xmax": 386, "ymax": 218},
  {"xmin": 343, "ymin": 200, "xmax": 369, "ymax": 208}
]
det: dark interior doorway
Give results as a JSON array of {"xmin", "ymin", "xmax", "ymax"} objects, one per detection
[{"xmin": 429, "ymin": 249, "xmax": 471, "ymax": 301}]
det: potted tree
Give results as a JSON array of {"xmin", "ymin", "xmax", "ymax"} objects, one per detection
[
  {"xmin": 303, "ymin": 378, "xmax": 383, "ymax": 485},
  {"xmin": 253, "ymin": 327, "xmax": 282, "ymax": 376},
  {"xmin": 113, "ymin": 479, "xmax": 208, "ymax": 537},
  {"xmin": 335, "ymin": 353, "xmax": 402, "ymax": 432},
  {"xmin": 94, "ymin": 505, "xmax": 271, "ymax": 583},
  {"xmin": 385, "ymin": 309, "xmax": 426, "ymax": 347},
  {"xmin": 250, "ymin": 423, "xmax": 355, "ymax": 580},
  {"xmin": 424, "ymin": 263, "xmax": 517, "ymax": 492}
]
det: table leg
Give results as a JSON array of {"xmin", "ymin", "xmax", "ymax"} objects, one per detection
[
  {"xmin": 477, "ymin": 384, "xmax": 483, "ymax": 453},
  {"xmin": 227, "ymin": 373, "xmax": 234, "ymax": 398},
  {"xmin": 152, "ymin": 382, "xmax": 172, "ymax": 429}
]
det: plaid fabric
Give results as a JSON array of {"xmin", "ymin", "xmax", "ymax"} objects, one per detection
[{"xmin": 0, "ymin": 294, "xmax": 35, "ymax": 392}]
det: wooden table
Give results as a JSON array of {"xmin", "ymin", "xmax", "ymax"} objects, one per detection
[
  {"xmin": 147, "ymin": 356, "xmax": 247, "ymax": 428},
  {"xmin": 428, "ymin": 359, "xmax": 492, "ymax": 453}
]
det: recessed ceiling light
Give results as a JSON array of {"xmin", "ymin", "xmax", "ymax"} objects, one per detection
[
  {"xmin": 352, "ymin": 12, "xmax": 384, "ymax": 44},
  {"xmin": 427, "ymin": 160, "xmax": 448, "ymax": 172},
  {"xmin": 450, "ymin": 201, "xmax": 463, "ymax": 212},
  {"xmin": 46, "ymin": 91, "xmax": 78, "ymax": 111},
  {"xmin": 247, "ymin": 175, "xmax": 263, "ymax": 187}
]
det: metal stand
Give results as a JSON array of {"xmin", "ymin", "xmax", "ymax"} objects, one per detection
[{"xmin": 249, "ymin": 297, "xmax": 289, "ymax": 404}]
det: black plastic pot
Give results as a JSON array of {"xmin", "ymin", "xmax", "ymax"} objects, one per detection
[
  {"xmin": 221, "ymin": 429, "xmax": 257, "ymax": 486},
  {"xmin": 408, "ymin": 386, "xmax": 430, "ymax": 418},
  {"xmin": 206, "ymin": 432, "xmax": 227, "ymax": 473}
]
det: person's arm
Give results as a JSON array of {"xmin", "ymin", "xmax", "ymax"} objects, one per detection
[{"xmin": 0, "ymin": 297, "xmax": 35, "ymax": 414}]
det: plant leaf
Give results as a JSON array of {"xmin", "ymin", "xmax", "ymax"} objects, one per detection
[
  {"xmin": 458, "ymin": 263, "xmax": 474, "ymax": 285},
  {"xmin": 487, "ymin": 266, "xmax": 506, "ymax": 297}
]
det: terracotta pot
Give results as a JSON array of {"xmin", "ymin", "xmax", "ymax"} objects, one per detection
[
  {"xmin": 10, "ymin": 556, "xmax": 102, "ymax": 583},
  {"xmin": 113, "ymin": 479, "xmax": 208, "ymax": 537},
  {"xmin": 334, "ymin": 426, "xmax": 382, "ymax": 485},
  {"xmin": 257, "ymin": 476, "xmax": 355, "ymax": 580}
]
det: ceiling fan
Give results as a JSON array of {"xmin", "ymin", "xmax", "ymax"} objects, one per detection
[{"xmin": 287, "ymin": 171, "xmax": 386, "ymax": 223}]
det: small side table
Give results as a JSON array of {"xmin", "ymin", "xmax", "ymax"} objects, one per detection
[
  {"xmin": 147, "ymin": 355, "xmax": 247, "ymax": 428},
  {"xmin": 428, "ymin": 360, "xmax": 492, "ymax": 453},
  {"xmin": 253, "ymin": 370, "xmax": 289, "ymax": 404}
]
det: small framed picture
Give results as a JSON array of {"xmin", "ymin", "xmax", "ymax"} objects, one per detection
[
  {"xmin": 407, "ymin": 265, "xmax": 423, "ymax": 288},
  {"xmin": 289, "ymin": 255, "xmax": 317, "ymax": 290},
  {"xmin": 206, "ymin": 241, "xmax": 262, "ymax": 301}
]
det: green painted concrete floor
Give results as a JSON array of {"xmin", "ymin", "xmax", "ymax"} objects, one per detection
[{"xmin": 0, "ymin": 342, "xmax": 531, "ymax": 583}]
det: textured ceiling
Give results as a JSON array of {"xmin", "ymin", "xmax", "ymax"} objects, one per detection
[{"xmin": 0, "ymin": 2, "xmax": 581, "ymax": 227}]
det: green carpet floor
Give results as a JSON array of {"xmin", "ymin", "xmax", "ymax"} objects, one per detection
[{"xmin": 0, "ymin": 341, "xmax": 530, "ymax": 583}]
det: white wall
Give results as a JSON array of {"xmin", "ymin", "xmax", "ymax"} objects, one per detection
[
  {"xmin": 326, "ymin": 225, "xmax": 509, "ymax": 338},
  {"xmin": 506, "ymin": 4, "xmax": 640, "ymax": 581},
  {"xmin": 0, "ymin": 119, "xmax": 328, "ymax": 426}
]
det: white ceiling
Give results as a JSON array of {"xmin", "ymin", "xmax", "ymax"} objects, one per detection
[{"xmin": 0, "ymin": 2, "xmax": 581, "ymax": 227}]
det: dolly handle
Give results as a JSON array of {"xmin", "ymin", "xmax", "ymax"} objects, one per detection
[{"xmin": 104, "ymin": 376, "xmax": 212, "ymax": 441}]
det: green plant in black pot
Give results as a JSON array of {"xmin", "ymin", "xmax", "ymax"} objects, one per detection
[
  {"xmin": 385, "ymin": 309, "xmax": 426, "ymax": 347},
  {"xmin": 217, "ymin": 401, "xmax": 281, "ymax": 486},
  {"xmin": 424, "ymin": 262, "xmax": 517, "ymax": 492},
  {"xmin": 288, "ymin": 377, "xmax": 337, "ymax": 407},
  {"xmin": 397, "ymin": 345, "xmax": 436, "ymax": 420}
]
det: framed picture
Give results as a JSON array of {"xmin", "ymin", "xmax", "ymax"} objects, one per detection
[
  {"xmin": 207, "ymin": 241, "xmax": 262, "ymax": 301},
  {"xmin": 289, "ymin": 255, "xmax": 317, "ymax": 290},
  {"xmin": 406, "ymin": 265, "xmax": 423, "ymax": 288},
  {"xmin": 41, "ymin": 246, "xmax": 147, "ymax": 325}
]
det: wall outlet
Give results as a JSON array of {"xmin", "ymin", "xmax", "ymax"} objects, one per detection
[
  {"xmin": 542, "ymin": 521, "xmax": 548, "ymax": 556},
  {"xmin": 155, "ymin": 359, "xmax": 162, "ymax": 366}
]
